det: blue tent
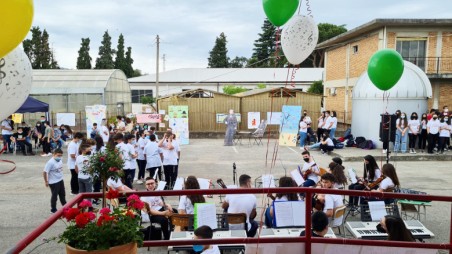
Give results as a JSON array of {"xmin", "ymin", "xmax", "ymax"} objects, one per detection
[{"xmin": 16, "ymin": 96, "xmax": 49, "ymax": 113}]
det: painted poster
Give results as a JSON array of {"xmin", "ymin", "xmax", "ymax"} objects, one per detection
[
  {"xmin": 248, "ymin": 112, "xmax": 260, "ymax": 129},
  {"xmin": 216, "ymin": 113, "xmax": 242, "ymax": 123},
  {"xmin": 279, "ymin": 105, "xmax": 302, "ymax": 147},
  {"xmin": 12, "ymin": 114, "xmax": 23, "ymax": 124},
  {"xmin": 56, "ymin": 113, "xmax": 76, "ymax": 126},
  {"xmin": 85, "ymin": 105, "xmax": 107, "ymax": 134},
  {"xmin": 168, "ymin": 105, "xmax": 189, "ymax": 144},
  {"xmin": 267, "ymin": 112, "xmax": 282, "ymax": 125},
  {"xmin": 136, "ymin": 114, "xmax": 162, "ymax": 124}
]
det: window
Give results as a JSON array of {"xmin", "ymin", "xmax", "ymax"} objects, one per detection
[
  {"xmin": 269, "ymin": 90, "xmax": 296, "ymax": 98},
  {"xmin": 396, "ymin": 38, "xmax": 426, "ymax": 70},
  {"xmin": 131, "ymin": 90, "xmax": 153, "ymax": 103},
  {"xmin": 352, "ymin": 45, "xmax": 359, "ymax": 54}
]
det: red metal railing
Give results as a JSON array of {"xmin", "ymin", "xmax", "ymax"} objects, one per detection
[{"xmin": 6, "ymin": 188, "xmax": 452, "ymax": 254}]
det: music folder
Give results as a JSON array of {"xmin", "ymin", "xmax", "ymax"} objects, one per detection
[{"xmin": 273, "ymin": 201, "xmax": 306, "ymax": 228}]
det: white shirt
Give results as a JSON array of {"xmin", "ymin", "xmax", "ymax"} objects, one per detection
[
  {"xmin": 299, "ymin": 121, "xmax": 308, "ymax": 133},
  {"xmin": 366, "ymin": 168, "xmax": 382, "ymax": 182},
  {"xmin": 225, "ymin": 193, "xmax": 256, "ymax": 230},
  {"xmin": 1, "ymin": 120, "xmax": 13, "ymax": 135},
  {"xmin": 439, "ymin": 122, "xmax": 450, "ymax": 137},
  {"xmin": 408, "ymin": 120, "xmax": 420, "ymax": 134},
  {"xmin": 100, "ymin": 126, "xmax": 109, "ymax": 143},
  {"xmin": 178, "ymin": 195, "xmax": 195, "ymax": 214},
  {"xmin": 93, "ymin": 146, "xmax": 106, "ymax": 154},
  {"xmin": 302, "ymin": 161, "xmax": 319, "ymax": 183},
  {"xmin": 427, "ymin": 119, "xmax": 440, "ymax": 134},
  {"xmin": 107, "ymin": 177, "xmax": 124, "ymax": 190},
  {"xmin": 161, "ymin": 140, "xmax": 180, "ymax": 165},
  {"xmin": 323, "ymin": 116, "xmax": 331, "ymax": 129},
  {"xmin": 67, "ymin": 141, "xmax": 80, "ymax": 169},
  {"xmin": 330, "ymin": 117, "xmax": 338, "ymax": 129},
  {"xmin": 324, "ymin": 194, "xmax": 344, "ymax": 227},
  {"xmin": 144, "ymin": 141, "xmax": 163, "ymax": 168},
  {"xmin": 141, "ymin": 195, "xmax": 163, "ymax": 211},
  {"xmin": 379, "ymin": 177, "xmax": 395, "ymax": 191},
  {"xmin": 201, "ymin": 246, "xmax": 220, "ymax": 254},
  {"xmin": 44, "ymin": 157, "xmax": 64, "ymax": 184},
  {"xmin": 126, "ymin": 143, "xmax": 137, "ymax": 169},
  {"xmin": 318, "ymin": 117, "xmax": 324, "ymax": 129},
  {"xmin": 116, "ymin": 142, "xmax": 131, "ymax": 169},
  {"xmin": 75, "ymin": 155, "xmax": 91, "ymax": 179},
  {"xmin": 304, "ymin": 116, "xmax": 312, "ymax": 124},
  {"xmin": 420, "ymin": 120, "xmax": 428, "ymax": 130},
  {"xmin": 117, "ymin": 121, "xmax": 126, "ymax": 132},
  {"xmin": 325, "ymin": 138, "xmax": 334, "ymax": 146}
]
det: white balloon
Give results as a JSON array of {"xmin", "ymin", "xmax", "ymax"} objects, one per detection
[
  {"xmin": 0, "ymin": 46, "xmax": 32, "ymax": 121},
  {"xmin": 281, "ymin": 15, "xmax": 319, "ymax": 65}
]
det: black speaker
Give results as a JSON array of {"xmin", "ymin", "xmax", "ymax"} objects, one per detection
[{"xmin": 379, "ymin": 114, "xmax": 397, "ymax": 143}]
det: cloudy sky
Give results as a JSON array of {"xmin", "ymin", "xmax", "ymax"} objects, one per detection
[{"xmin": 31, "ymin": 0, "xmax": 451, "ymax": 74}]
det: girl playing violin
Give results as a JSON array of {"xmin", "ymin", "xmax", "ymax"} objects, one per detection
[{"xmin": 348, "ymin": 155, "xmax": 381, "ymax": 207}]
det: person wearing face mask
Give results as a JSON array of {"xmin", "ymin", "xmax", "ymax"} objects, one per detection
[
  {"xmin": 300, "ymin": 150, "xmax": 320, "ymax": 187},
  {"xmin": 427, "ymin": 114, "xmax": 440, "ymax": 154},
  {"xmin": 32, "ymin": 121, "xmax": 43, "ymax": 148},
  {"xmin": 136, "ymin": 130, "xmax": 148, "ymax": 184},
  {"xmin": 123, "ymin": 134, "xmax": 138, "ymax": 188},
  {"xmin": 1, "ymin": 115, "xmax": 14, "ymax": 153},
  {"xmin": 68, "ymin": 132, "xmax": 84, "ymax": 195},
  {"xmin": 41, "ymin": 121, "xmax": 53, "ymax": 157},
  {"xmin": 407, "ymin": 112, "xmax": 420, "ymax": 154},
  {"xmin": 322, "ymin": 110, "xmax": 332, "ymax": 137},
  {"xmin": 43, "ymin": 148, "xmax": 66, "ymax": 213},
  {"xmin": 438, "ymin": 116, "xmax": 451, "ymax": 154},
  {"xmin": 193, "ymin": 225, "xmax": 220, "ymax": 254},
  {"xmin": 13, "ymin": 127, "xmax": 35, "ymax": 156},
  {"xmin": 418, "ymin": 113, "xmax": 428, "ymax": 153},
  {"xmin": 394, "ymin": 112, "xmax": 408, "ymax": 153},
  {"xmin": 75, "ymin": 144, "xmax": 93, "ymax": 202},
  {"xmin": 442, "ymin": 106, "xmax": 451, "ymax": 149},
  {"xmin": 298, "ymin": 116, "xmax": 308, "ymax": 149},
  {"xmin": 317, "ymin": 111, "xmax": 326, "ymax": 143},
  {"xmin": 376, "ymin": 215, "xmax": 415, "ymax": 242}
]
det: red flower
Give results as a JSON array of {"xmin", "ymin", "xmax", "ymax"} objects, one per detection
[
  {"xmin": 99, "ymin": 207, "xmax": 111, "ymax": 214},
  {"xmin": 108, "ymin": 167, "xmax": 119, "ymax": 172},
  {"xmin": 87, "ymin": 212, "xmax": 96, "ymax": 221},
  {"xmin": 63, "ymin": 208, "xmax": 80, "ymax": 222},
  {"xmin": 75, "ymin": 212, "xmax": 91, "ymax": 228},
  {"xmin": 78, "ymin": 199, "xmax": 92, "ymax": 209},
  {"xmin": 106, "ymin": 189, "xmax": 119, "ymax": 199},
  {"xmin": 127, "ymin": 194, "xmax": 144, "ymax": 210},
  {"xmin": 99, "ymin": 156, "xmax": 106, "ymax": 162},
  {"xmin": 97, "ymin": 214, "xmax": 115, "ymax": 226},
  {"xmin": 125, "ymin": 209, "xmax": 135, "ymax": 218}
]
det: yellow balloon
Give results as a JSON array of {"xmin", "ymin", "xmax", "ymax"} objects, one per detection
[{"xmin": 0, "ymin": 0, "xmax": 34, "ymax": 58}]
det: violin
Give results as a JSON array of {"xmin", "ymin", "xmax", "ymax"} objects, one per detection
[
  {"xmin": 313, "ymin": 194, "xmax": 325, "ymax": 211},
  {"xmin": 217, "ymin": 179, "xmax": 227, "ymax": 189},
  {"xmin": 366, "ymin": 175, "xmax": 386, "ymax": 190}
]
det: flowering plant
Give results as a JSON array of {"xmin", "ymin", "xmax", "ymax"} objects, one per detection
[{"xmin": 58, "ymin": 190, "xmax": 145, "ymax": 251}]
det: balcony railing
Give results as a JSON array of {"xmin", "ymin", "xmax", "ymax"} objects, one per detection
[{"xmin": 403, "ymin": 57, "xmax": 452, "ymax": 75}]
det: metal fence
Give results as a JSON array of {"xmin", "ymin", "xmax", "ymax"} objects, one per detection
[{"xmin": 403, "ymin": 57, "xmax": 452, "ymax": 75}]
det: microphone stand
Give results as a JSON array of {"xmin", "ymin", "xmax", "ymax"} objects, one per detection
[{"xmin": 233, "ymin": 162, "xmax": 237, "ymax": 185}]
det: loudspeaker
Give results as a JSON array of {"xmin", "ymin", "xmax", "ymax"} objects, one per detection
[{"xmin": 379, "ymin": 114, "xmax": 397, "ymax": 142}]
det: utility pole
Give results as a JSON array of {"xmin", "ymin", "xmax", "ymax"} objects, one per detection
[
  {"xmin": 155, "ymin": 35, "xmax": 160, "ymax": 101},
  {"xmin": 162, "ymin": 54, "xmax": 166, "ymax": 72}
]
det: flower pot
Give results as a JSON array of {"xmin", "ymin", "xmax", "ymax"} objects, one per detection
[{"xmin": 66, "ymin": 242, "xmax": 137, "ymax": 254}]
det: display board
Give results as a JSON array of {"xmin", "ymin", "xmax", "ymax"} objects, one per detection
[
  {"xmin": 136, "ymin": 114, "xmax": 162, "ymax": 124},
  {"xmin": 216, "ymin": 113, "xmax": 242, "ymax": 123},
  {"xmin": 248, "ymin": 112, "xmax": 260, "ymax": 129},
  {"xmin": 168, "ymin": 105, "xmax": 189, "ymax": 145},
  {"xmin": 85, "ymin": 105, "xmax": 107, "ymax": 134},
  {"xmin": 279, "ymin": 105, "xmax": 302, "ymax": 146},
  {"xmin": 56, "ymin": 113, "xmax": 76, "ymax": 126}
]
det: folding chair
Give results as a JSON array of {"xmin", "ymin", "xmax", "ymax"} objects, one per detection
[
  {"xmin": 250, "ymin": 120, "xmax": 267, "ymax": 146},
  {"xmin": 329, "ymin": 205, "xmax": 347, "ymax": 237}
]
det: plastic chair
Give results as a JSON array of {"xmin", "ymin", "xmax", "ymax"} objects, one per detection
[{"xmin": 329, "ymin": 205, "xmax": 346, "ymax": 237}]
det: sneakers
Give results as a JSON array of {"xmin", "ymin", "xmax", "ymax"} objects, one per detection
[
  {"xmin": 413, "ymin": 149, "xmax": 417, "ymax": 154},
  {"xmin": 409, "ymin": 148, "xmax": 414, "ymax": 154},
  {"xmin": 50, "ymin": 209, "xmax": 57, "ymax": 214},
  {"xmin": 40, "ymin": 153, "xmax": 48, "ymax": 157},
  {"xmin": 137, "ymin": 180, "xmax": 143, "ymax": 184},
  {"xmin": 382, "ymin": 149, "xmax": 387, "ymax": 154}
]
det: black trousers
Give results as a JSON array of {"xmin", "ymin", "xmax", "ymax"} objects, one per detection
[
  {"xmin": 17, "ymin": 141, "xmax": 33, "ymax": 154},
  {"xmin": 319, "ymin": 144, "xmax": 334, "ymax": 152},
  {"xmin": 316, "ymin": 128, "xmax": 323, "ymax": 142},
  {"xmin": 408, "ymin": 133, "xmax": 417, "ymax": 149},
  {"xmin": 151, "ymin": 207, "xmax": 178, "ymax": 240},
  {"xmin": 163, "ymin": 165, "xmax": 178, "ymax": 190},
  {"xmin": 70, "ymin": 169, "xmax": 79, "ymax": 194},
  {"xmin": 49, "ymin": 180, "xmax": 66, "ymax": 212},
  {"xmin": 42, "ymin": 138, "xmax": 51, "ymax": 154},
  {"xmin": 147, "ymin": 166, "xmax": 162, "ymax": 180},
  {"xmin": 418, "ymin": 129, "xmax": 427, "ymax": 150},
  {"xmin": 439, "ymin": 136, "xmax": 448, "ymax": 152},
  {"xmin": 427, "ymin": 133, "xmax": 439, "ymax": 153},
  {"xmin": 137, "ymin": 159, "xmax": 146, "ymax": 180},
  {"xmin": 348, "ymin": 183, "xmax": 366, "ymax": 206}
]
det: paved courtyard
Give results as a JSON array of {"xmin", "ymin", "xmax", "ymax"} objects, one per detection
[{"xmin": 0, "ymin": 139, "xmax": 451, "ymax": 253}]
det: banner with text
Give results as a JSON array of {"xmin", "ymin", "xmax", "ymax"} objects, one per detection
[
  {"xmin": 85, "ymin": 105, "xmax": 107, "ymax": 134},
  {"xmin": 168, "ymin": 105, "xmax": 189, "ymax": 145},
  {"xmin": 136, "ymin": 114, "xmax": 162, "ymax": 124}
]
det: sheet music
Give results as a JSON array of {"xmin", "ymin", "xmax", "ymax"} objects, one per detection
[
  {"xmin": 173, "ymin": 177, "xmax": 184, "ymax": 190},
  {"xmin": 197, "ymin": 178, "xmax": 211, "ymax": 190},
  {"xmin": 227, "ymin": 185, "xmax": 238, "ymax": 189},
  {"xmin": 368, "ymin": 201, "xmax": 387, "ymax": 221},
  {"xmin": 291, "ymin": 201, "xmax": 306, "ymax": 226},
  {"xmin": 274, "ymin": 201, "xmax": 306, "ymax": 227},
  {"xmin": 156, "ymin": 181, "xmax": 167, "ymax": 191},
  {"xmin": 261, "ymin": 174, "xmax": 276, "ymax": 188},
  {"xmin": 348, "ymin": 168, "xmax": 358, "ymax": 184},
  {"xmin": 291, "ymin": 169, "xmax": 304, "ymax": 186},
  {"xmin": 195, "ymin": 203, "xmax": 217, "ymax": 229}
]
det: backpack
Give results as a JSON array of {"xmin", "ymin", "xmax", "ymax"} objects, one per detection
[
  {"xmin": 343, "ymin": 128, "xmax": 351, "ymax": 138},
  {"xmin": 355, "ymin": 136, "xmax": 366, "ymax": 146},
  {"xmin": 335, "ymin": 143, "xmax": 344, "ymax": 149},
  {"xmin": 346, "ymin": 138, "xmax": 355, "ymax": 147},
  {"xmin": 363, "ymin": 140, "xmax": 374, "ymax": 150},
  {"xmin": 357, "ymin": 140, "xmax": 368, "ymax": 149}
]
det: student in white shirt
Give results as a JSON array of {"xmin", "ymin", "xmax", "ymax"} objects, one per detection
[
  {"xmin": 348, "ymin": 155, "xmax": 381, "ymax": 207},
  {"xmin": 427, "ymin": 114, "xmax": 440, "ymax": 154},
  {"xmin": 193, "ymin": 225, "xmax": 221, "ymax": 254},
  {"xmin": 75, "ymin": 144, "xmax": 93, "ymax": 200},
  {"xmin": 326, "ymin": 111, "xmax": 338, "ymax": 140},
  {"xmin": 107, "ymin": 177, "xmax": 133, "ymax": 192},
  {"xmin": 1, "ymin": 115, "xmax": 14, "ymax": 153},
  {"xmin": 136, "ymin": 131, "xmax": 148, "ymax": 184},
  {"xmin": 300, "ymin": 150, "xmax": 320, "ymax": 187},
  {"xmin": 316, "ymin": 112, "xmax": 326, "ymax": 143},
  {"xmin": 367, "ymin": 163, "xmax": 400, "ymax": 205},
  {"xmin": 43, "ymin": 149, "xmax": 66, "ymax": 213},
  {"xmin": 67, "ymin": 132, "xmax": 84, "ymax": 195},
  {"xmin": 299, "ymin": 116, "xmax": 308, "ymax": 148},
  {"xmin": 317, "ymin": 173, "xmax": 344, "ymax": 227},
  {"xmin": 407, "ymin": 112, "xmax": 420, "ymax": 154},
  {"xmin": 322, "ymin": 111, "xmax": 331, "ymax": 136},
  {"xmin": 394, "ymin": 112, "xmax": 409, "ymax": 153},
  {"xmin": 319, "ymin": 132, "xmax": 335, "ymax": 155},
  {"xmin": 120, "ymin": 134, "xmax": 137, "ymax": 189},
  {"xmin": 116, "ymin": 116, "xmax": 126, "ymax": 133},
  {"xmin": 439, "ymin": 116, "xmax": 451, "ymax": 154},
  {"xmin": 144, "ymin": 134, "xmax": 163, "ymax": 180},
  {"xmin": 222, "ymin": 174, "xmax": 258, "ymax": 237},
  {"xmin": 100, "ymin": 118, "xmax": 110, "ymax": 143},
  {"xmin": 178, "ymin": 176, "xmax": 206, "ymax": 214},
  {"xmin": 158, "ymin": 131, "xmax": 180, "ymax": 190},
  {"xmin": 265, "ymin": 176, "xmax": 299, "ymax": 227}
]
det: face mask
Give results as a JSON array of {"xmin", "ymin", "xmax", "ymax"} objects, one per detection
[
  {"xmin": 145, "ymin": 136, "xmax": 150, "ymax": 140},
  {"xmin": 445, "ymin": 109, "xmax": 449, "ymax": 112},
  {"xmin": 86, "ymin": 151, "xmax": 92, "ymax": 155},
  {"xmin": 303, "ymin": 158, "xmax": 310, "ymax": 163},
  {"xmin": 54, "ymin": 157, "xmax": 62, "ymax": 162},
  {"xmin": 192, "ymin": 245, "xmax": 203, "ymax": 252},
  {"xmin": 18, "ymin": 131, "xmax": 23, "ymax": 134},
  {"xmin": 136, "ymin": 125, "xmax": 139, "ymax": 128},
  {"xmin": 131, "ymin": 140, "xmax": 136, "ymax": 145},
  {"xmin": 37, "ymin": 124, "xmax": 40, "ymax": 127},
  {"xmin": 401, "ymin": 115, "xmax": 405, "ymax": 119},
  {"xmin": 445, "ymin": 118, "xmax": 449, "ymax": 121},
  {"xmin": 304, "ymin": 113, "xmax": 307, "ymax": 116},
  {"xmin": 376, "ymin": 224, "xmax": 387, "ymax": 233},
  {"xmin": 433, "ymin": 117, "xmax": 438, "ymax": 120}
]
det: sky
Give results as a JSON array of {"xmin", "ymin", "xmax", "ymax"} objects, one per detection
[{"xmin": 30, "ymin": 0, "xmax": 452, "ymax": 74}]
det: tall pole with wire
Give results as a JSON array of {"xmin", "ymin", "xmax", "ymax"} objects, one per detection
[{"xmin": 155, "ymin": 35, "xmax": 160, "ymax": 104}]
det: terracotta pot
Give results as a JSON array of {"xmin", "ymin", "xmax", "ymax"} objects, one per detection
[{"xmin": 66, "ymin": 242, "xmax": 137, "ymax": 254}]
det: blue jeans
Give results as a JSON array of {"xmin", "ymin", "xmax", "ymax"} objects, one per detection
[
  {"xmin": 299, "ymin": 132, "xmax": 307, "ymax": 147},
  {"xmin": 308, "ymin": 142, "xmax": 321, "ymax": 150},
  {"xmin": 2, "ymin": 134, "xmax": 12, "ymax": 152},
  {"xmin": 394, "ymin": 130, "xmax": 407, "ymax": 153},
  {"xmin": 329, "ymin": 128, "xmax": 336, "ymax": 140}
]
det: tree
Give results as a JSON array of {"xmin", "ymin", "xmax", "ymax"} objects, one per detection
[
  {"xmin": 256, "ymin": 83, "xmax": 267, "ymax": 89},
  {"xmin": 307, "ymin": 23, "xmax": 347, "ymax": 67},
  {"xmin": 23, "ymin": 27, "xmax": 59, "ymax": 69},
  {"xmin": 250, "ymin": 19, "xmax": 286, "ymax": 68},
  {"xmin": 124, "ymin": 47, "xmax": 134, "ymax": 78},
  {"xmin": 132, "ymin": 69, "xmax": 142, "ymax": 77},
  {"xmin": 95, "ymin": 30, "xmax": 115, "ymax": 69},
  {"xmin": 114, "ymin": 34, "xmax": 127, "ymax": 72},
  {"xmin": 222, "ymin": 85, "xmax": 249, "ymax": 95},
  {"xmin": 229, "ymin": 56, "xmax": 248, "ymax": 68},
  {"xmin": 207, "ymin": 32, "xmax": 229, "ymax": 68},
  {"xmin": 140, "ymin": 96, "xmax": 155, "ymax": 105},
  {"xmin": 76, "ymin": 38, "xmax": 92, "ymax": 69},
  {"xmin": 307, "ymin": 80, "xmax": 324, "ymax": 94}
]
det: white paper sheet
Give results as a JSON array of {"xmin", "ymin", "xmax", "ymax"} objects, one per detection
[
  {"xmin": 197, "ymin": 178, "xmax": 211, "ymax": 190},
  {"xmin": 291, "ymin": 201, "xmax": 306, "ymax": 226},
  {"xmin": 368, "ymin": 201, "xmax": 387, "ymax": 221},
  {"xmin": 274, "ymin": 201, "xmax": 306, "ymax": 227},
  {"xmin": 261, "ymin": 174, "xmax": 276, "ymax": 188},
  {"xmin": 195, "ymin": 203, "xmax": 217, "ymax": 229},
  {"xmin": 156, "ymin": 181, "xmax": 167, "ymax": 191},
  {"xmin": 56, "ymin": 113, "xmax": 76, "ymax": 126},
  {"xmin": 173, "ymin": 177, "xmax": 184, "ymax": 190},
  {"xmin": 291, "ymin": 169, "xmax": 305, "ymax": 186},
  {"xmin": 348, "ymin": 168, "xmax": 358, "ymax": 184}
]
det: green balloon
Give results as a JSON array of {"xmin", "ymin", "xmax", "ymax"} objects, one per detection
[
  {"xmin": 262, "ymin": 0, "xmax": 299, "ymax": 27},
  {"xmin": 367, "ymin": 49, "xmax": 404, "ymax": 91}
]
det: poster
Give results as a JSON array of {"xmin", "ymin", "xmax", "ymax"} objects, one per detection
[
  {"xmin": 136, "ymin": 114, "xmax": 162, "ymax": 123},
  {"xmin": 216, "ymin": 113, "xmax": 242, "ymax": 123},
  {"xmin": 85, "ymin": 105, "xmax": 107, "ymax": 135},
  {"xmin": 56, "ymin": 113, "xmax": 76, "ymax": 126},
  {"xmin": 12, "ymin": 114, "xmax": 23, "ymax": 124},
  {"xmin": 267, "ymin": 112, "xmax": 282, "ymax": 125},
  {"xmin": 248, "ymin": 112, "xmax": 260, "ymax": 129},
  {"xmin": 279, "ymin": 105, "xmax": 302, "ymax": 147},
  {"xmin": 168, "ymin": 105, "xmax": 189, "ymax": 145}
]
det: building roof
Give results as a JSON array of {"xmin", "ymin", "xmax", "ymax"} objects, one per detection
[
  {"xmin": 233, "ymin": 87, "xmax": 318, "ymax": 97},
  {"xmin": 157, "ymin": 88, "xmax": 236, "ymax": 100},
  {"xmin": 317, "ymin": 19, "xmax": 452, "ymax": 49},
  {"xmin": 128, "ymin": 68, "xmax": 324, "ymax": 84},
  {"xmin": 31, "ymin": 69, "xmax": 127, "ymax": 94}
]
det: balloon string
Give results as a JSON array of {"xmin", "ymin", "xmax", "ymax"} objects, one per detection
[
  {"xmin": 298, "ymin": 0, "xmax": 303, "ymax": 15},
  {"xmin": 290, "ymin": 65, "xmax": 299, "ymax": 88}
]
